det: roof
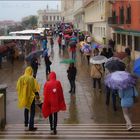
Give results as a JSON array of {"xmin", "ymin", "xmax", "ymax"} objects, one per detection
[
  {"xmin": 9, "ymin": 29, "xmax": 43, "ymax": 35},
  {"xmin": 0, "ymin": 36, "xmax": 32, "ymax": 40}
]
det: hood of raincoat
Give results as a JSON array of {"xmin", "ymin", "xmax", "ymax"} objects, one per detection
[
  {"xmin": 42, "ymin": 71, "xmax": 66, "ymax": 118},
  {"xmin": 49, "ymin": 71, "xmax": 56, "ymax": 81},
  {"xmin": 16, "ymin": 66, "xmax": 36, "ymax": 110},
  {"xmin": 24, "ymin": 66, "xmax": 33, "ymax": 76}
]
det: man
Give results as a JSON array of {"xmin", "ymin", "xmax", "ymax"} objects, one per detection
[
  {"xmin": 67, "ymin": 63, "xmax": 77, "ymax": 94},
  {"xmin": 16, "ymin": 66, "xmax": 39, "ymax": 131},
  {"xmin": 42, "ymin": 72, "xmax": 66, "ymax": 135}
]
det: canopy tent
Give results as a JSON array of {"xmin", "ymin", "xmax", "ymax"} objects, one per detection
[
  {"xmin": 9, "ymin": 29, "xmax": 42, "ymax": 35},
  {"xmin": 0, "ymin": 36, "xmax": 32, "ymax": 40}
]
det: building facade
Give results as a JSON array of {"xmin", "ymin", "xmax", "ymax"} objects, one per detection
[
  {"xmin": 108, "ymin": 0, "xmax": 140, "ymax": 59},
  {"xmin": 84, "ymin": 0, "xmax": 112, "ymax": 44},
  {"xmin": 73, "ymin": 0, "xmax": 85, "ymax": 31},
  {"xmin": 61, "ymin": 0, "xmax": 74, "ymax": 23},
  {"xmin": 38, "ymin": 5, "xmax": 62, "ymax": 28}
]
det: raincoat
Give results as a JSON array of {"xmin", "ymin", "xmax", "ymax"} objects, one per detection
[
  {"xmin": 16, "ymin": 66, "xmax": 37, "ymax": 110},
  {"xmin": 42, "ymin": 72, "xmax": 66, "ymax": 118}
]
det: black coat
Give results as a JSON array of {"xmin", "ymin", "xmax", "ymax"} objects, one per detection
[{"xmin": 67, "ymin": 66, "xmax": 77, "ymax": 80}]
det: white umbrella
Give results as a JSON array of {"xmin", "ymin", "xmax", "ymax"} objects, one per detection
[{"xmin": 90, "ymin": 55, "xmax": 107, "ymax": 64}]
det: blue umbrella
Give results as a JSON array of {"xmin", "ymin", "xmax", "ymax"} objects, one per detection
[
  {"xmin": 92, "ymin": 44, "xmax": 97, "ymax": 49},
  {"xmin": 133, "ymin": 57, "xmax": 140, "ymax": 76}
]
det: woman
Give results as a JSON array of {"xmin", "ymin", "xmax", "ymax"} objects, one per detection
[
  {"xmin": 119, "ymin": 87, "xmax": 138, "ymax": 131},
  {"xmin": 90, "ymin": 64, "xmax": 103, "ymax": 92},
  {"xmin": 42, "ymin": 72, "xmax": 66, "ymax": 135}
]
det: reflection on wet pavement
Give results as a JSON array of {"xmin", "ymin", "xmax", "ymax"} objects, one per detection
[{"xmin": 0, "ymin": 40, "xmax": 140, "ymax": 125}]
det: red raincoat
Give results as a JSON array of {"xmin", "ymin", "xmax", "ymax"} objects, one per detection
[{"xmin": 42, "ymin": 72, "xmax": 66, "ymax": 118}]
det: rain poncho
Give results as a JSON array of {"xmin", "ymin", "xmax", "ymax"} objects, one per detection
[
  {"xmin": 16, "ymin": 66, "xmax": 38, "ymax": 110},
  {"xmin": 42, "ymin": 72, "xmax": 66, "ymax": 118}
]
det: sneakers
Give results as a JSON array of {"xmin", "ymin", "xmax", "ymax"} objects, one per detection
[
  {"xmin": 126, "ymin": 124, "xmax": 133, "ymax": 131},
  {"xmin": 28, "ymin": 127, "xmax": 38, "ymax": 131}
]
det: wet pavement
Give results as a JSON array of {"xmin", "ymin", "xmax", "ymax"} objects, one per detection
[{"xmin": 0, "ymin": 40, "xmax": 140, "ymax": 125}]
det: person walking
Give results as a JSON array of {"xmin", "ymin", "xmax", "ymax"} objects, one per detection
[
  {"xmin": 30, "ymin": 55, "xmax": 39, "ymax": 78},
  {"xmin": 67, "ymin": 63, "xmax": 77, "ymax": 94},
  {"xmin": 16, "ymin": 66, "xmax": 39, "ymax": 131},
  {"xmin": 50, "ymin": 37, "xmax": 54, "ymax": 50},
  {"xmin": 44, "ymin": 55, "xmax": 52, "ymax": 77},
  {"xmin": 90, "ymin": 64, "xmax": 103, "ymax": 92},
  {"xmin": 42, "ymin": 72, "xmax": 66, "ymax": 135},
  {"xmin": 119, "ymin": 86, "xmax": 138, "ymax": 131}
]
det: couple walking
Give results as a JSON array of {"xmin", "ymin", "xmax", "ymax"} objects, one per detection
[{"xmin": 17, "ymin": 67, "xmax": 66, "ymax": 134}]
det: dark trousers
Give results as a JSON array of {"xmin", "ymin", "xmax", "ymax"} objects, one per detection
[
  {"xmin": 24, "ymin": 99, "xmax": 35, "ymax": 128},
  {"xmin": 69, "ymin": 79, "xmax": 76, "ymax": 93},
  {"xmin": 106, "ymin": 86, "xmax": 117, "ymax": 111},
  {"xmin": 49, "ymin": 112, "xmax": 58, "ymax": 130},
  {"xmin": 86, "ymin": 55, "xmax": 90, "ymax": 65},
  {"xmin": 93, "ymin": 78, "xmax": 101, "ymax": 89}
]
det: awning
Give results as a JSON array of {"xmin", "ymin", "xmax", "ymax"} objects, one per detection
[
  {"xmin": 0, "ymin": 36, "xmax": 32, "ymax": 40},
  {"xmin": 115, "ymin": 29, "xmax": 140, "ymax": 36},
  {"xmin": 9, "ymin": 29, "xmax": 43, "ymax": 35}
]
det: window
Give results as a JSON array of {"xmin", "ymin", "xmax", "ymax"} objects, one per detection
[
  {"xmin": 126, "ymin": 5, "xmax": 131, "ymax": 24},
  {"xmin": 50, "ymin": 16, "xmax": 52, "ymax": 21},
  {"xmin": 134, "ymin": 36, "xmax": 140, "ymax": 51},
  {"xmin": 119, "ymin": 7, "xmax": 124, "ymax": 24},
  {"xmin": 53, "ymin": 16, "xmax": 55, "ymax": 21},
  {"xmin": 57, "ymin": 16, "xmax": 59, "ymax": 20},
  {"xmin": 128, "ymin": 35, "xmax": 132, "ymax": 48},
  {"xmin": 122, "ymin": 34, "xmax": 126, "ymax": 46},
  {"xmin": 88, "ymin": 24, "xmax": 93, "ymax": 34},
  {"xmin": 117, "ymin": 34, "xmax": 120, "ymax": 44}
]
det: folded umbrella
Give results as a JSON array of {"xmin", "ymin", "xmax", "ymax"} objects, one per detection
[
  {"xmin": 105, "ymin": 71, "xmax": 136, "ymax": 90},
  {"xmin": 90, "ymin": 55, "xmax": 107, "ymax": 64},
  {"xmin": 133, "ymin": 57, "xmax": 140, "ymax": 77}
]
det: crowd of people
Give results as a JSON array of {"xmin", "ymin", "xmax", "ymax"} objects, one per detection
[{"xmin": 16, "ymin": 24, "xmax": 139, "ymax": 135}]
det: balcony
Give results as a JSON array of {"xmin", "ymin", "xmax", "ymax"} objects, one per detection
[{"xmin": 108, "ymin": 16, "xmax": 118, "ymax": 25}]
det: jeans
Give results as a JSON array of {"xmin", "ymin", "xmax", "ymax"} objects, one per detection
[
  {"xmin": 49, "ymin": 112, "xmax": 58, "ymax": 130},
  {"xmin": 24, "ymin": 99, "xmax": 35, "ymax": 128},
  {"xmin": 106, "ymin": 86, "xmax": 117, "ymax": 111},
  {"xmin": 69, "ymin": 79, "xmax": 76, "ymax": 93},
  {"xmin": 93, "ymin": 78, "xmax": 101, "ymax": 89}
]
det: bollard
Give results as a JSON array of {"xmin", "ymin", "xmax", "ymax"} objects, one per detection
[
  {"xmin": 0, "ymin": 84, "xmax": 7, "ymax": 128},
  {"xmin": 0, "ymin": 94, "xmax": 5, "ymax": 129}
]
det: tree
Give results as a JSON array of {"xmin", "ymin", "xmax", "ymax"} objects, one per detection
[{"xmin": 21, "ymin": 15, "xmax": 38, "ymax": 29}]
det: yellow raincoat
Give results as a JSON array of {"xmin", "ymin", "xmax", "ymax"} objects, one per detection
[{"xmin": 16, "ymin": 66, "xmax": 38, "ymax": 110}]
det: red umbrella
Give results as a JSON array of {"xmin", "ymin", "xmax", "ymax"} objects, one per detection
[
  {"xmin": 114, "ymin": 52, "xmax": 127, "ymax": 59},
  {"xmin": 64, "ymin": 34, "xmax": 71, "ymax": 39}
]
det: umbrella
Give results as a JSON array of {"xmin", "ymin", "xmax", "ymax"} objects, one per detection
[
  {"xmin": 105, "ymin": 57, "xmax": 126, "ymax": 72},
  {"xmin": 69, "ymin": 41, "xmax": 76, "ymax": 47},
  {"xmin": 90, "ymin": 55, "xmax": 107, "ymax": 64},
  {"xmin": 81, "ymin": 44, "xmax": 92, "ymax": 54},
  {"xmin": 114, "ymin": 52, "xmax": 127, "ymax": 59},
  {"xmin": 105, "ymin": 71, "xmax": 136, "ymax": 90},
  {"xmin": 42, "ymin": 48, "xmax": 49, "ymax": 57},
  {"xmin": 60, "ymin": 59, "xmax": 76, "ymax": 64},
  {"xmin": 133, "ymin": 57, "xmax": 140, "ymax": 76},
  {"xmin": 25, "ymin": 50, "xmax": 43, "ymax": 61}
]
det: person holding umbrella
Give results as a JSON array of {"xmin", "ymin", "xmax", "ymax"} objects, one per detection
[
  {"xmin": 67, "ymin": 63, "xmax": 77, "ymax": 94},
  {"xmin": 105, "ymin": 71, "xmax": 138, "ymax": 130},
  {"xmin": 90, "ymin": 64, "xmax": 103, "ymax": 92}
]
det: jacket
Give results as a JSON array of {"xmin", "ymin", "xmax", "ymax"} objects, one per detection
[
  {"xmin": 90, "ymin": 64, "xmax": 103, "ymax": 78},
  {"xmin": 42, "ymin": 72, "xmax": 66, "ymax": 118},
  {"xmin": 67, "ymin": 66, "xmax": 77, "ymax": 80},
  {"xmin": 16, "ymin": 66, "xmax": 37, "ymax": 110}
]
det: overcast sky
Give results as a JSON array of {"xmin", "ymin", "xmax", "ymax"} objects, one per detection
[{"xmin": 0, "ymin": 0, "xmax": 61, "ymax": 21}]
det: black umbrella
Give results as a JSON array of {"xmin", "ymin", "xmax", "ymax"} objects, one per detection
[
  {"xmin": 105, "ymin": 58, "xmax": 126, "ymax": 72},
  {"xmin": 25, "ymin": 50, "xmax": 43, "ymax": 61}
]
